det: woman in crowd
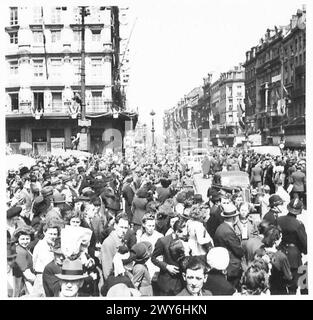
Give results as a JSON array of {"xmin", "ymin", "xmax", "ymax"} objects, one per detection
[
  {"xmin": 12, "ymin": 225, "xmax": 36, "ymax": 296},
  {"xmin": 235, "ymin": 202, "xmax": 259, "ymax": 246},
  {"xmin": 186, "ymin": 204, "xmax": 213, "ymax": 256},
  {"xmin": 130, "ymin": 242, "xmax": 153, "ymax": 296},
  {"xmin": 261, "ymin": 226, "xmax": 293, "ymax": 295}
]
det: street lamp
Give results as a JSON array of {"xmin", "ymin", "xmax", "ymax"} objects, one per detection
[
  {"xmin": 150, "ymin": 109, "xmax": 156, "ymax": 154},
  {"xmin": 143, "ymin": 123, "xmax": 147, "ymax": 151}
]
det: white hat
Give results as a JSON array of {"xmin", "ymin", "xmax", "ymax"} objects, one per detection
[{"xmin": 206, "ymin": 247, "xmax": 230, "ymax": 271}]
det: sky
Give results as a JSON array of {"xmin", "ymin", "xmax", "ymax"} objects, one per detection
[{"xmin": 123, "ymin": 0, "xmax": 307, "ymax": 134}]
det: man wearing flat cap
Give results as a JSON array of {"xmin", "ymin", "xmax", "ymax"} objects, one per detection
[
  {"xmin": 214, "ymin": 202, "xmax": 244, "ymax": 289},
  {"xmin": 278, "ymin": 199, "xmax": 307, "ymax": 294}
]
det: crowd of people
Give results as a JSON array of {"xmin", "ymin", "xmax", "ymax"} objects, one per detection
[{"xmin": 6, "ymin": 146, "xmax": 307, "ymax": 297}]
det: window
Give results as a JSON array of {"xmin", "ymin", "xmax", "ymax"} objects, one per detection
[
  {"xmin": 34, "ymin": 92, "xmax": 44, "ymax": 112},
  {"xmin": 33, "ymin": 31, "xmax": 43, "ymax": 43},
  {"xmin": 51, "ymin": 92, "xmax": 62, "ymax": 111},
  {"xmin": 91, "ymin": 58, "xmax": 102, "ymax": 76},
  {"xmin": 51, "ymin": 30, "xmax": 61, "ymax": 43},
  {"xmin": 33, "ymin": 7, "xmax": 43, "ymax": 24},
  {"xmin": 299, "ymin": 54, "xmax": 302, "ymax": 65},
  {"xmin": 51, "ymin": 7, "xmax": 62, "ymax": 24},
  {"xmin": 33, "ymin": 59, "xmax": 44, "ymax": 77},
  {"xmin": 9, "ymin": 93, "xmax": 19, "ymax": 111},
  {"xmin": 9, "ymin": 32, "xmax": 18, "ymax": 44},
  {"xmin": 73, "ymin": 30, "xmax": 81, "ymax": 46},
  {"xmin": 50, "ymin": 58, "xmax": 62, "ymax": 77},
  {"xmin": 73, "ymin": 58, "xmax": 81, "ymax": 80},
  {"xmin": 295, "ymin": 38, "xmax": 298, "ymax": 51},
  {"xmin": 10, "ymin": 7, "xmax": 18, "ymax": 25},
  {"xmin": 91, "ymin": 29, "xmax": 101, "ymax": 42},
  {"xmin": 91, "ymin": 91, "xmax": 102, "ymax": 106},
  {"xmin": 9, "ymin": 61, "xmax": 18, "ymax": 75},
  {"xmin": 73, "ymin": 7, "xmax": 82, "ymax": 24}
]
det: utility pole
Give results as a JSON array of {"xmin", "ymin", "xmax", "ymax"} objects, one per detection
[{"xmin": 78, "ymin": 6, "xmax": 91, "ymax": 151}]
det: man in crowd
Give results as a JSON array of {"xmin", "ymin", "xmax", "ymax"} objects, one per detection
[
  {"xmin": 177, "ymin": 256, "xmax": 212, "ymax": 296},
  {"xmin": 101, "ymin": 213, "xmax": 129, "ymax": 281},
  {"xmin": 151, "ymin": 218, "xmax": 188, "ymax": 296},
  {"xmin": 55, "ymin": 259, "xmax": 88, "ymax": 297},
  {"xmin": 278, "ymin": 199, "xmax": 307, "ymax": 294},
  {"xmin": 214, "ymin": 202, "xmax": 244, "ymax": 289}
]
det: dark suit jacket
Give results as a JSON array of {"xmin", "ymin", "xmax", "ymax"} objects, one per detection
[
  {"xmin": 151, "ymin": 234, "xmax": 184, "ymax": 295},
  {"xmin": 250, "ymin": 166, "xmax": 263, "ymax": 183},
  {"xmin": 43, "ymin": 260, "xmax": 62, "ymax": 297},
  {"xmin": 204, "ymin": 270, "xmax": 235, "ymax": 296},
  {"xmin": 214, "ymin": 222, "xmax": 244, "ymax": 278},
  {"xmin": 278, "ymin": 214, "xmax": 307, "ymax": 268},
  {"xmin": 122, "ymin": 183, "xmax": 135, "ymax": 216},
  {"xmin": 156, "ymin": 187, "xmax": 172, "ymax": 204},
  {"xmin": 206, "ymin": 205, "xmax": 223, "ymax": 239},
  {"xmin": 176, "ymin": 288, "xmax": 212, "ymax": 296}
]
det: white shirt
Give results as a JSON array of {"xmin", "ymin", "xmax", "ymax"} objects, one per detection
[
  {"xmin": 32, "ymin": 239, "xmax": 54, "ymax": 273},
  {"xmin": 187, "ymin": 219, "xmax": 213, "ymax": 256},
  {"xmin": 275, "ymin": 187, "xmax": 290, "ymax": 215}
]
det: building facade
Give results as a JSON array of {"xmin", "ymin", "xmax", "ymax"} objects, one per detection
[
  {"xmin": 5, "ymin": 6, "xmax": 137, "ymax": 155},
  {"xmin": 210, "ymin": 65, "xmax": 245, "ymax": 147},
  {"xmin": 243, "ymin": 7, "xmax": 305, "ymax": 148}
]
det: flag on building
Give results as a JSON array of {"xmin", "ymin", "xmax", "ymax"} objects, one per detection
[
  {"xmin": 238, "ymin": 103, "xmax": 245, "ymax": 130},
  {"xmin": 277, "ymin": 99, "xmax": 286, "ymax": 116},
  {"xmin": 208, "ymin": 111, "xmax": 214, "ymax": 127}
]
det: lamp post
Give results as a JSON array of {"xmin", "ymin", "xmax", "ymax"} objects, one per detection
[
  {"xmin": 143, "ymin": 123, "xmax": 147, "ymax": 151},
  {"xmin": 150, "ymin": 110, "xmax": 156, "ymax": 155},
  {"xmin": 77, "ymin": 6, "xmax": 91, "ymax": 151}
]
